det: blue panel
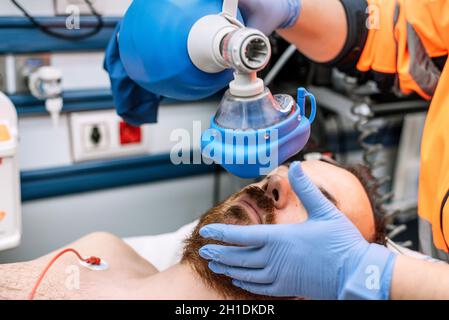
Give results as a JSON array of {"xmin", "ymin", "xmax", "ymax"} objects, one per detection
[
  {"xmin": 20, "ymin": 153, "xmax": 219, "ymax": 202},
  {"xmin": 18, "ymin": 127, "xmax": 402, "ymax": 202},
  {"xmin": 0, "ymin": 16, "xmax": 120, "ymax": 53},
  {"xmin": 19, "ymin": 122, "xmax": 402, "ymax": 202},
  {"xmin": 10, "ymin": 89, "xmax": 114, "ymax": 115},
  {"xmin": 10, "ymin": 89, "xmax": 223, "ymax": 115}
]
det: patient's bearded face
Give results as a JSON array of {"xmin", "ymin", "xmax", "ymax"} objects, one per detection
[
  {"xmin": 182, "ymin": 161, "xmax": 376, "ymax": 300},
  {"xmin": 182, "ymin": 185, "xmax": 278, "ymax": 300}
]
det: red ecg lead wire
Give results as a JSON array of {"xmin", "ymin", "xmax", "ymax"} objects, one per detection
[{"xmin": 28, "ymin": 248, "xmax": 102, "ymax": 300}]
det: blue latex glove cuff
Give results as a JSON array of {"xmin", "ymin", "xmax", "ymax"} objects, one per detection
[
  {"xmin": 239, "ymin": 0, "xmax": 302, "ymax": 35},
  {"xmin": 339, "ymin": 244, "xmax": 397, "ymax": 300},
  {"xmin": 279, "ymin": 0, "xmax": 302, "ymax": 30}
]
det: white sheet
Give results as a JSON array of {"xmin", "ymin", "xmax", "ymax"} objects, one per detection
[{"xmin": 124, "ymin": 220, "xmax": 198, "ymax": 271}]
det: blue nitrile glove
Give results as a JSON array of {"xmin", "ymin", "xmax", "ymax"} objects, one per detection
[
  {"xmin": 238, "ymin": 0, "xmax": 302, "ymax": 35},
  {"xmin": 104, "ymin": 22, "xmax": 162, "ymax": 126},
  {"xmin": 199, "ymin": 162, "xmax": 397, "ymax": 300}
]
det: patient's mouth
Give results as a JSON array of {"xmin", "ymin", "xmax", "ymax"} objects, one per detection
[
  {"xmin": 238, "ymin": 199, "xmax": 263, "ymax": 224},
  {"xmin": 239, "ymin": 186, "xmax": 275, "ymax": 224}
]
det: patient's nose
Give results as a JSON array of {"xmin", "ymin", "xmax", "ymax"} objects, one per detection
[{"xmin": 265, "ymin": 175, "xmax": 289, "ymax": 209}]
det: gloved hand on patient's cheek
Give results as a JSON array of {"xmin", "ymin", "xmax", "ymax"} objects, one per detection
[{"xmin": 199, "ymin": 162, "xmax": 397, "ymax": 300}]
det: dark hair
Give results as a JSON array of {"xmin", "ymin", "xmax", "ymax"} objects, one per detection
[{"xmin": 342, "ymin": 163, "xmax": 387, "ymax": 245}]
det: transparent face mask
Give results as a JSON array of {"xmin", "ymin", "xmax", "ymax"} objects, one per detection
[{"xmin": 214, "ymin": 88, "xmax": 296, "ymax": 130}]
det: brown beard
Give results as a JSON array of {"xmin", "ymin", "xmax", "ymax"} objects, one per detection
[{"xmin": 181, "ymin": 186, "xmax": 285, "ymax": 300}]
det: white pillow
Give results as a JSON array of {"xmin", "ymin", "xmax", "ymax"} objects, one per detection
[{"xmin": 124, "ymin": 220, "xmax": 199, "ymax": 271}]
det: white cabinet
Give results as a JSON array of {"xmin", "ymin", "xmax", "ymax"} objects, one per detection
[{"xmin": 0, "ymin": 92, "xmax": 21, "ymax": 251}]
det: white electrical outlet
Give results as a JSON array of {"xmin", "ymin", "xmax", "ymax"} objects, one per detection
[
  {"xmin": 81, "ymin": 122, "xmax": 109, "ymax": 152},
  {"xmin": 70, "ymin": 110, "xmax": 152, "ymax": 162}
]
